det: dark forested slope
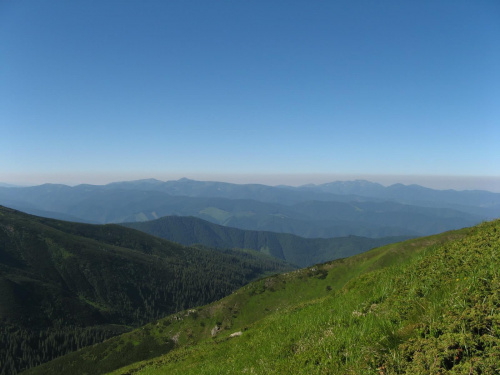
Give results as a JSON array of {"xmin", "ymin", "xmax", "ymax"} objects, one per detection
[{"xmin": 0, "ymin": 206, "xmax": 293, "ymax": 374}]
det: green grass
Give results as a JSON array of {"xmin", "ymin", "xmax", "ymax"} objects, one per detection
[
  {"xmin": 99, "ymin": 220, "xmax": 499, "ymax": 375},
  {"xmin": 25, "ymin": 220, "xmax": 499, "ymax": 374}
]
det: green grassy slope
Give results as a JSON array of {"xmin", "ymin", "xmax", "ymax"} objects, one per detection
[
  {"xmin": 26, "ymin": 220, "xmax": 499, "ymax": 375},
  {"xmin": 122, "ymin": 215, "xmax": 411, "ymax": 267},
  {"xmin": 0, "ymin": 206, "xmax": 294, "ymax": 375}
]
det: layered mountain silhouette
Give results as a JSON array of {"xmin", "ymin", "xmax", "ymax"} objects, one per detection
[
  {"xmin": 1, "ymin": 178, "xmax": 497, "ymax": 238},
  {"xmin": 122, "ymin": 215, "xmax": 410, "ymax": 267},
  {"xmin": 2, "ymin": 176, "xmax": 499, "ymax": 374}
]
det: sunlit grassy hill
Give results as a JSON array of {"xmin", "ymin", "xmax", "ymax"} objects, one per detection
[{"xmin": 25, "ymin": 219, "xmax": 500, "ymax": 374}]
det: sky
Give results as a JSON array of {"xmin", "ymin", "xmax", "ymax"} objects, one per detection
[{"xmin": 1, "ymin": 1, "xmax": 499, "ymax": 191}]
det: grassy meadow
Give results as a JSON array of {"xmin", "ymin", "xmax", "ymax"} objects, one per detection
[{"xmin": 26, "ymin": 219, "xmax": 499, "ymax": 374}]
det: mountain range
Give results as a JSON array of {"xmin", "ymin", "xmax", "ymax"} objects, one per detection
[
  {"xmin": 1, "ymin": 175, "xmax": 499, "ymax": 374},
  {"xmin": 1, "ymin": 178, "xmax": 497, "ymax": 238}
]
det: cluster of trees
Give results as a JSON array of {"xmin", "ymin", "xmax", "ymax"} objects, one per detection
[{"xmin": 0, "ymin": 323, "xmax": 127, "ymax": 375}]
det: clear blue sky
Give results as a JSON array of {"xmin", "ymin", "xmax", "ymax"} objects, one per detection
[{"xmin": 1, "ymin": 1, "xmax": 499, "ymax": 190}]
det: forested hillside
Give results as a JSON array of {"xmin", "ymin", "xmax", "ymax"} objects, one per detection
[
  {"xmin": 122, "ymin": 215, "xmax": 410, "ymax": 267},
  {"xmin": 26, "ymin": 219, "xmax": 500, "ymax": 374},
  {"xmin": 0, "ymin": 206, "xmax": 293, "ymax": 374}
]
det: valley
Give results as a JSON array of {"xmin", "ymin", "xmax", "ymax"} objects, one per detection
[
  {"xmin": 4, "ymin": 1, "xmax": 498, "ymax": 373},
  {"xmin": 121, "ymin": 215, "xmax": 411, "ymax": 267},
  {"xmin": 0, "ymin": 178, "xmax": 499, "ymax": 374},
  {"xmin": 21, "ymin": 219, "xmax": 500, "ymax": 374},
  {"xmin": 0, "ymin": 206, "xmax": 293, "ymax": 374}
]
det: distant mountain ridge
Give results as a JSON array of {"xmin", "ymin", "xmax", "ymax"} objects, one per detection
[
  {"xmin": 304, "ymin": 180, "xmax": 500, "ymax": 211},
  {"xmin": 87, "ymin": 177, "xmax": 500, "ymax": 209},
  {"xmin": 104, "ymin": 177, "xmax": 361, "ymax": 205},
  {"xmin": 0, "ymin": 178, "xmax": 497, "ymax": 238},
  {"xmin": 122, "ymin": 215, "xmax": 411, "ymax": 267}
]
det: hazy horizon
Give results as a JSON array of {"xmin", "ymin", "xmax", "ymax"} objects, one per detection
[{"xmin": 2, "ymin": 173, "xmax": 500, "ymax": 193}]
